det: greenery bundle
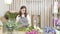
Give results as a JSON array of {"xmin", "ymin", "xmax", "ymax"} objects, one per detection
[
  {"xmin": 5, "ymin": 20, "xmax": 18, "ymax": 31},
  {"xmin": 5, "ymin": 20, "xmax": 34, "ymax": 32},
  {"xmin": 4, "ymin": 11, "xmax": 34, "ymax": 32},
  {"xmin": 17, "ymin": 26, "xmax": 34, "ymax": 32},
  {"xmin": 4, "ymin": 11, "xmax": 18, "ymax": 20}
]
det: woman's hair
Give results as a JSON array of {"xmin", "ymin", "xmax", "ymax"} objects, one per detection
[{"xmin": 19, "ymin": 6, "xmax": 27, "ymax": 17}]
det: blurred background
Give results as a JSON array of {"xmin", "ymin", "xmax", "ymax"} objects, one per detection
[{"xmin": 0, "ymin": 0, "xmax": 60, "ymax": 34}]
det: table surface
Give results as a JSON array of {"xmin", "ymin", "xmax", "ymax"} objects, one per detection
[{"xmin": 3, "ymin": 31, "xmax": 26, "ymax": 34}]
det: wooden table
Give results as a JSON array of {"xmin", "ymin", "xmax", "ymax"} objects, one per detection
[
  {"xmin": 4, "ymin": 30, "xmax": 26, "ymax": 34},
  {"xmin": 13, "ymin": 30, "xmax": 25, "ymax": 34}
]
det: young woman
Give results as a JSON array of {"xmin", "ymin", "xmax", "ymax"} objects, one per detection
[{"xmin": 16, "ymin": 6, "xmax": 31, "ymax": 28}]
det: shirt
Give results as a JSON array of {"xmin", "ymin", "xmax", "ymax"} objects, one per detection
[{"xmin": 16, "ymin": 14, "xmax": 31, "ymax": 27}]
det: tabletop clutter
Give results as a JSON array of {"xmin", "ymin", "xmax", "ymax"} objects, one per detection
[
  {"xmin": 0, "ymin": 17, "xmax": 60, "ymax": 34},
  {"xmin": 25, "ymin": 26, "xmax": 60, "ymax": 34}
]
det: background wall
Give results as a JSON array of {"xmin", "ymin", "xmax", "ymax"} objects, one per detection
[
  {"xmin": 0, "ymin": 0, "xmax": 56, "ymax": 28},
  {"xmin": 9, "ymin": 0, "xmax": 53, "ymax": 15},
  {"xmin": 9, "ymin": 0, "xmax": 54, "ymax": 28},
  {"xmin": 0, "ymin": 0, "xmax": 8, "ymax": 17}
]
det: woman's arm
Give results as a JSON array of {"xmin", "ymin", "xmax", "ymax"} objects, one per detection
[
  {"xmin": 27, "ymin": 15, "xmax": 31, "ymax": 27},
  {"xmin": 16, "ymin": 15, "xmax": 20, "ymax": 22}
]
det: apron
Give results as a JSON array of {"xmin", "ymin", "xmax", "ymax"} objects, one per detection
[{"xmin": 18, "ymin": 16, "xmax": 28, "ymax": 28}]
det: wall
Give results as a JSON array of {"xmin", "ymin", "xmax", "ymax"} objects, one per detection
[
  {"xmin": 0, "ymin": 0, "xmax": 55, "ymax": 28},
  {"xmin": 9, "ymin": 0, "xmax": 54, "ymax": 28},
  {"xmin": 0, "ymin": 0, "xmax": 8, "ymax": 17}
]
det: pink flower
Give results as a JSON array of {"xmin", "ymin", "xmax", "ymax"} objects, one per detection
[{"xmin": 26, "ymin": 30, "xmax": 38, "ymax": 34}]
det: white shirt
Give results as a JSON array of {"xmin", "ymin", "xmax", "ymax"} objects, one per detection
[{"xmin": 16, "ymin": 14, "xmax": 31, "ymax": 26}]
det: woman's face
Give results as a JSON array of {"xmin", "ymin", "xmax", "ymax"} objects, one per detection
[{"xmin": 21, "ymin": 8, "xmax": 26, "ymax": 14}]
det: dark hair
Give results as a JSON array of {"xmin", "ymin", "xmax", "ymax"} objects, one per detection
[{"xmin": 19, "ymin": 6, "xmax": 27, "ymax": 17}]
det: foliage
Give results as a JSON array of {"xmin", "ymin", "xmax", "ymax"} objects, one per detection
[
  {"xmin": 5, "ymin": 20, "xmax": 34, "ymax": 32},
  {"xmin": 17, "ymin": 26, "xmax": 34, "ymax": 31},
  {"xmin": 5, "ymin": 20, "xmax": 18, "ymax": 31},
  {"xmin": 4, "ymin": 11, "xmax": 18, "ymax": 20}
]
